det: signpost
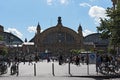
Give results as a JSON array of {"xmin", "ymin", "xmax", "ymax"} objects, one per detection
[{"xmin": 86, "ymin": 53, "xmax": 89, "ymax": 75}]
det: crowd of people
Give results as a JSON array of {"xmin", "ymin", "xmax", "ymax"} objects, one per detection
[
  {"xmin": 0, "ymin": 55, "xmax": 40, "ymax": 75},
  {"xmin": 0, "ymin": 53, "xmax": 120, "ymax": 75}
]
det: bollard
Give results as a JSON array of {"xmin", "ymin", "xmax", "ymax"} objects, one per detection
[
  {"xmin": 86, "ymin": 53, "xmax": 89, "ymax": 75},
  {"xmin": 34, "ymin": 63, "xmax": 36, "ymax": 76},
  {"xmin": 16, "ymin": 64, "xmax": 19, "ymax": 76},
  {"xmin": 87, "ymin": 64, "xmax": 89, "ymax": 75},
  {"xmin": 96, "ymin": 65, "xmax": 98, "ymax": 75},
  {"xmin": 68, "ymin": 62, "xmax": 71, "ymax": 76},
  {"xmin": 52, "ymin": 63, "xmax": 55, "ymax": 76}
]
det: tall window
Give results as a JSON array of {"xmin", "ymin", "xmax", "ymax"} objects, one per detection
[{"xmin": 43, "ymin": 32, "xmax": 75, "ymax": 44}]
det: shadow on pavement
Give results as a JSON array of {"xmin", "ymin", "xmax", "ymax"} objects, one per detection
[{"xmin": 68, "ymin": 74, "xmax": 120, "ymax": 79}]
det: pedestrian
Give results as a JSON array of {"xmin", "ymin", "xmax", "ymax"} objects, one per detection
[
  {"xmin": 75, "ymin": 55, "xmax": 80, "ymax": 66},
  {"xmin": 35, "ymin": 55, "xmax": 39, "ymax": 63},
  {"xmin": 10, "ymin": 62, "xmax": 17, "ymax": 75},
  {"xmin": 23, "ymin": 57, "xmax": 26, "ymax": 64},
  {"xmin": 81, "ymin": 56, "xmax": 85, "ymax": 64},
  {"xmin": 58, "ymin": 55, "xmax": 63, "ymax": 65},
  {"xmin": 28, "ymin": 56, "xmax": 33, "ymax": 65},
  {"xmin": 47, "ymin": 57, "xmax": 50, "ymax": 62},
  {"xmin": 7, "ymin": 57, "xmax": 11, "ymax": 67},
  {"xmin": 96, "ymin": 55, "xmax": 102, "ymax": 72}
]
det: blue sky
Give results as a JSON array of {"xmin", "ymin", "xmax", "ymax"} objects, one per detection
[{"xmin": 0, "ymin": 0, "xmax": 112, "ymax": 41}]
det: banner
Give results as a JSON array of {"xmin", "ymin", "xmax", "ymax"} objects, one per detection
[{"xmin": 89, "ymin": 53, "xmax": 96, "ymax": 64}]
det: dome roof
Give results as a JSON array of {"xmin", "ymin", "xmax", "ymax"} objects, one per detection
[
  {"xmin": 84, "ymin": 33, "xmax": 109, "ymax": 44},
  {"xmin": 3, "ymin": 32, "xmax": 23, "ymax": 45},
  {"xmin": 0, "ymin": 25, "xmax": 23, "ymax": 45},
  {"xmin": 41, "ymin": 25, "xmax": 78, "ymax": 38},
  {"xmin": 30, "ymin": 17, "xmax": 81, "ymax": 43}
]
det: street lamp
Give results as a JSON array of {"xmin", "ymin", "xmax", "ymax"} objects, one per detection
[
  {"xmin": 35, "ymin": 44, "xmax": 39, "ymax": 62},
  {"xmin": 35, "ymin": 44, "xmax": 38, "ymax": 55},
  {"xmin": 14, "ymin": 41, "xmax": 21, "ymax": 61},
  {"xmin": 8, "ymin": 33, "xmax": 13, "ymax": 55}
]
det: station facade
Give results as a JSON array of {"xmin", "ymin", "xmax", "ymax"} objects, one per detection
[{"xmin": 0, "ymin": 17, "xmax": 109, "ymax": 57}]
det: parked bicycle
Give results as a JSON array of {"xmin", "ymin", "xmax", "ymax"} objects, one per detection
[
  {"xmin": 10, "ymin": 62, "xmax": 18, "ymax": 75},
  {"xmin": 0, "ymin": 62, "xmax": 8, "ymax": 75}
]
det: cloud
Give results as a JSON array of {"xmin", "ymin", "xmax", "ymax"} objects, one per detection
[
  {"xmin": 47, "ymin": 0, "xmax": 53, "ymax": 5},
  {"xmin": 83, "ymin": 29, "xmax": 95, "ymax": 37},
  {"xmin": 89, "ymin": 6, "xmax": 106, "ymax": 24},
  {"xmin": 5, "ymin": 28, "xmax": 23, "ymax": 39},
  {"xmin": 27, "ymin": 26, "xmax": 36, "ymax": 33},
  {"xmin": 79, "ymin": 3, "xmax": 91, "ymax": 7},
  {"xmin": 27, "ymin": 26, "xmax": 43, "ymax": 33},
  {"xmin": 46, "ymin": 0, "xmax": 69, "ymax": 5},
  {"xmin": 80, "ymin": 2, "xmax": 106, "ymax": 25},
  {"xmin": 59, "ymin": 0, "xmax": 69, "ymax": 5}
]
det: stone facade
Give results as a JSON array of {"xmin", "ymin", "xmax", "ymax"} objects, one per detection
[
  {"xmin": 0, "ymin": 17, "xmax": 110, "ymax": 57},
  {"xmin": 30, "ymin": 17, "xmax": 83, "ymax": 56}
]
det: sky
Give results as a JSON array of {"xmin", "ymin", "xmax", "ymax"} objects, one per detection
[{"xmin": 0, "ymin": 0, "xmax": 112, "ymax": 41}]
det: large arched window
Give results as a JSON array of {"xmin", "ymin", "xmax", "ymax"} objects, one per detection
[{"xmin": 43, "ymin": 31, "xmax": 75, "ymax": 44}]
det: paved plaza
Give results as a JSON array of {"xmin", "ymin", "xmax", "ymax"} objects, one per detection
[{"xmin": 0, "ymin": 61, "xmax": 119, "ymax": 80}]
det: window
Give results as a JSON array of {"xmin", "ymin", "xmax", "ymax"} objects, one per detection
[{"xmin": 43, "ymin": 32, "xmax": 75, "ymax": 44}]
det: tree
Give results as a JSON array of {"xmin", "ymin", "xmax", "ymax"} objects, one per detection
[
  {"xmin": 70, "ymin": 49, "xmax": 85, "ymax": 55},
  {"xmin": 0, "ymin": 47, "xmax": 8, "ymax": 56},
  {"xmin": 97, "ymin": 1, "xmax": 120, "ymax": 47},
  {"xmin": 70, "ymin": 49, "xmax": 80, "ymax": 55},
  {"xmin": 0, "ymin": 35, "xmax": 3, "ymax": 41},
  {"xmin": 0, "ymin": 36, "xmax": 8, "ymax": 56}
]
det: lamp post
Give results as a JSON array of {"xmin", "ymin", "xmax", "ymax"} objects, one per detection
[
  {"xmin": 35, "ymin": 44, "xmax": 38, "ymax": 57},
  {"xmin": 35, "ymin": 44, "xmax": 38, "ymax": 63},
  {"xmin": 15, "ymin": 41, "xmax": 21, "ymax": 62},
  {"xmin": 17, "ymin": 43, "xmax": 19, "ymax": 60},
  {"xmin": 8, "ymin": 33, "xmax": 13, "ymax": 56}
]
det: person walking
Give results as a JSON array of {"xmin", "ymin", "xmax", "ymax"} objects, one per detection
[
  {"xmin": 75, "ymin": 55, "xmax": 80, "ymax": 66},
  {"xmin": 96, "ymin": 54, "xmax": 102, "ymax": 73},
  {"xmin": 58, "ymin": 55, "xmax": 63, "ymax": 65},
  {"xmin": 28, "ymin": 56, "xmax": 33, "ymax": 65}
]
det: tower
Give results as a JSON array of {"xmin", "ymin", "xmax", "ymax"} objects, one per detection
[
  {"xmin": 24, "ymin": 38, "xmax": 27, "ymax": 42},
  {"xmin": 78, "ymin": 24, "xmax": 83, "ymax": 37},
  {"xmin": 36, "ymin": 22, "xmax": 41, "ymax": 34},
  {"xmin": 56, "ymin": 16, "xmax": 62, "ymax": 27},
  {"xmin": 35, "ymin": 22, "xmax": 41, "ymax": 47},
  {"xmin": 78, "ymin": 24, "xmax": 83, "ymax": 48}
]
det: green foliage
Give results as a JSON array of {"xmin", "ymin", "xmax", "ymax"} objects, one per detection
[
  {"xmin": 0, "ymin": 47, "xmax": 8, "ymax": 56},
  {"xmin": 80, "ymin": 49, "xmax": 85, "ymax": 52},
  {"xmin": 70, "ymin": 49, "xmax": 86, "ymax": 55},
  {"xmin": 0, "ymin": 36, "xmax": 3, "ymax": 41},
  {"xmin": 108, "ymin": 48, "xmax": 117, "ymax": 55},
  {"xmin": 70, "ymin": 49, "xmax": 81, "ymax": 54},
  {"xmin": 97, "ymin": 18, "xmax": 112, "ymax": 39},
  {"xmin": 97, "ymin": 50, "xmax": 105, "ymax": 54},
  {"xmin": 97, "ymin": 2, "xmax": 120, "ymax": 46}
]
